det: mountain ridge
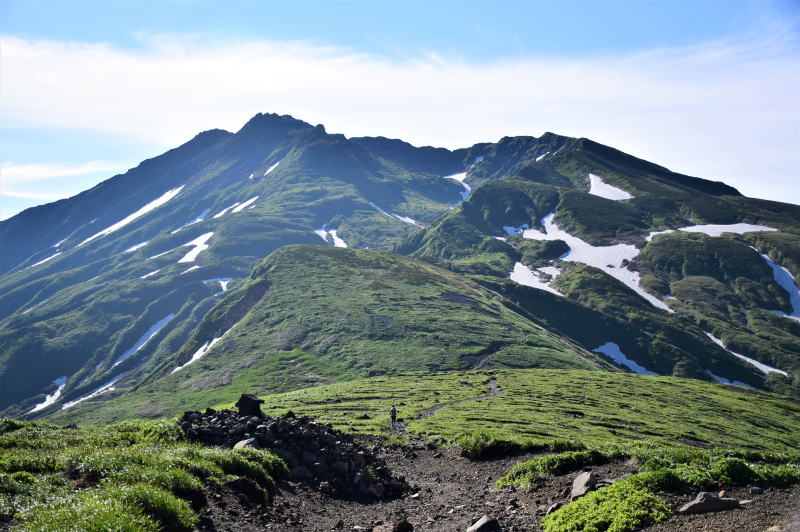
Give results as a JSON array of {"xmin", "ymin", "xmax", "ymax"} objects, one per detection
[{"xmin": 1, "ymin": 111, "xmax": 797, "ymax": 420}]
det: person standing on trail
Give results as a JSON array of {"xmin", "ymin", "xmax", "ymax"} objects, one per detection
[{"xmin": 390, "ymin": 405, "xmax": 398, "ymax": 426}]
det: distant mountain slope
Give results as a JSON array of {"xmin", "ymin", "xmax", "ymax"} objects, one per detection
[
  {"xmin": 1, "ymin": 112, "xmax": 798, "ymax": 419},
  {"xmin": 47, "ymin": 246, "xmax": 612, "ymax": 423},
  {"xmin": 397, "ymin": 140, "xmax": 800, "ymax": 394}
]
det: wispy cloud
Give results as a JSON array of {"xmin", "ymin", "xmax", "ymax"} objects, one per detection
[
  {"xmin": 1, "ymin": 161, "xmax": 128, "ymax": 183},
  {"xmin": 1, "ymin": 161, "xmax": 129, "ymax": 199},
  {"xmin": 1, "ymin": 29, "xmax": 798, "ymax": 203}
]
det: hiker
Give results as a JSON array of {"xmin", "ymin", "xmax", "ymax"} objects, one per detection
[{"xmin": 390, "ymin": 405, "xmax": 398, "ymax": 426}]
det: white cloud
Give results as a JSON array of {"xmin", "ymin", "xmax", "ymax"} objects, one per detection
[
  {"xmin": 1, "ymin": 161, "xmax": 128, "ymax": 183},
  {"xmin": 1, "ymin": 31, "xmax": 798, "ymax": 204},
  {"xmin": 0, "ymin": 160, "xmax": 129, "ymax": 201}
]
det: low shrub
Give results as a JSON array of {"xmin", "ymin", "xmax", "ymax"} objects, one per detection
[
  {"xmin": 456, "ymin": 431, "xmax": 585, "ymax": 460},
  {"xmin": 541, "ymin": 472, "xmax": 673, "ymax": 532},
  {"xmin": 497, "ymin": 449, "xmax": 628, "ymax": 491}
]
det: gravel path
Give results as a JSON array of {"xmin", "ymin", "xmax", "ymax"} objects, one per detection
[{"xmin": 199, "ymin": 440, "xmax": 800, "ymax": 532}]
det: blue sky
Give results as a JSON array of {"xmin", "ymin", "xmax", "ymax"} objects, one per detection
[{"xmin": 2, "ymin": 1, "xmax": 799, "ymax": 218}]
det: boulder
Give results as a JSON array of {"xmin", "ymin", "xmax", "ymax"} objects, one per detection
[
  {"xmin": 466, "ymin": 515, "xmax": 501, "ymax": 532},
  {"xmin": 678, "ymin": 492, "xmax": 741, "ymax": 514},
  {"xmin": 571, "ymin": 471, "xmax": 598, "ymax": 500},
  {"xmin": 235, "ymin": 393, "xmax": 265, "ymax": 417},
  {"xmin": 233, "ymin": 437, "xmax": 257, "ymax": 449}
]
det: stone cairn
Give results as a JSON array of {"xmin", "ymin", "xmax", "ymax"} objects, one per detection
[{"xmin": 181, "ymin": 394, "xmax": 409, "ymax": 499}]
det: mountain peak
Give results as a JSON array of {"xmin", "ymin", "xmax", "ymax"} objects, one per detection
[{"xmin": 237, "ymin": 112, "xmax": 313, "ymax": 134}]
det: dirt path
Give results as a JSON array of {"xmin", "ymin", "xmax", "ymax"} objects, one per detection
[
  {"xmin": 200, "ymin": 443, "xmax": 800, "ymax": 532},
  {"xmin": 418, "ymin": 378, "xmax": 503, "ymax": 420}
]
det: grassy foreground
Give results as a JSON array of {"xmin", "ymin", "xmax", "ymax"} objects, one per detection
[
  {"xmin": 4, "ymin": 369, "xmax": 800, "ymax": 531},
  {"xmin": 0, "ymin": 418, "xmax": 286, "ymax": 531},
  {"xmin": 248, "ymin": 369, "xmax": 800, "ymax": 452}
]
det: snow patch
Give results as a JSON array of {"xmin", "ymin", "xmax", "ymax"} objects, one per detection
[
  {"xmin": 171, "ymin": 327, "xmax": 233, "ymax": 373},
  {"xmin": 368, "ymin": 202, "xmax": 424, "ymax": 227},
  {"xmin": 314, "ymin": 224, "xmax": 347, "ymax": 248},
  {"xmin": 588, "ymin": 174, "xmax": 634, "ymax": 200},
  {"xmin": 232, "ymin": 196, "xmax": 259, "ymax": 213},
  {"xmin": 177, "ymin": 232, "xmax": 214, "ymax": 263},
  {"xmin": 509, "ymin": 262, "xmax": 563, "ymax": 296},
  {"xmin": 213, "ymin": 202, "xmax": 240, "ymax": 219},
  {"xmin": 678, "ymin": 224, "xmax": 777, "ymax": 237},
  {"xmin": 203, "ymin": 278, "xmax": 233, "ymax": 291},
  {"xmin": 535, "ymin": 152, "xmax": 550, "ymax": 162},
  {"xmin": 645, "ymin": 230, "xmax": 674, "ymax": 242},
  {"xmin": 149, "ymin": 249, "xmax": 175, "ymax": 259},
  {"xmin": 592, "ymin": 342, "xmax": 659, "ymax": 375},
  {"xmin": 80, "ymin": 186, "xmax": 184, "ymax": 246},
  {"xmin": 53, "ymin": 235, "xmax": 70, "ymax": 248},
  {"xmin": 140, "ymin": 269, "xmax": 161, "ymax": 279},
  {"xmin": 171, "ymin": 208, "xmax": 210, "ymax": 234},
  {"xmin": 112, "ymin": 314, "xmax": 175, "ymax": 368},
  {"xmin": 645, "ymin": 224, "xmax": 776, "ymax": 242},
  {"xmin": 61, "ymin": 373, "xmax": 125, "ymax": 410},
  {"xmin": 329, "ymin": 230, "xmax": 347, "ymax": 248},
  {"xmin": 704, "ymin": 332, "xmax": 787, "ymax": 376},
  {"xmin": 28, "ymin": 376, "xmax": 68, "ymax": 413},
  {"xmin": 522, "ymin": 213, "xmax": 674, "ymax": 312},
  {"xmin": 26, "ymin": 252, "xmax": 61, "ymax": 270},
  {"xmin": 124, "ymin": 241, "xmax": 149, "ymax": 253},
  {"xmin": 181, "ymin": 265, "xmax": 200, "ymax": 274},
  {"xmin": 754, "ymin": 250, "xmax": 800, "ymax": 322},
  {"xmin": 443, "ymin": 172, "xmax": 471, "ymax": 204},
  {"xmin": 264, "ymin": 159, "xmax": 283, "ymax": 176},
  {"xmin": 705, "ymin": 370, "xmax": 752, "ymax": 388}
]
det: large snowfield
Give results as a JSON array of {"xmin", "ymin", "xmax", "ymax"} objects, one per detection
[{"xmin": 521, "ymin": 213, "xmax": 674, "ymax": 311}]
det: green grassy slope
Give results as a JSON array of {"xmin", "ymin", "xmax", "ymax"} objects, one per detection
[
  {"xmin": 0, "ymin": 116, "xmax": 465, "ymax": 415},
  {"xmin": 245, "ymin": 369, "xmax": 799, "ymax": 452},
  {"xmin": 396, "ymin": 142, "xmax": 800, "ymax": 394},
  {"xmin": 0, "ymin": 418, "xmax": 286, "ymax": 530},
  {"xmin": 50, "ymin": 246, "xmax": 612, "ymax": 424}
]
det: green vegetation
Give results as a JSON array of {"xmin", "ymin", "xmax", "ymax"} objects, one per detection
[
  {"xmin": 52, "ymin": 247, "xmax": 609, "ymax": 424},
  {"xmin": 199, "ymin": 369, "xmax": 800, "ymax": 453},
  {"xmin": 497, "ymin": 449, "xmax": 628, "ymax": 490},
  {"xmin": 500, "ymin": 443, "xmax": 800, "ymax": 532},
  {"xmin": 541, "ymin": 471, "xmax": 675, "ymax": 532},
  {"xmin": 0, "ymin": 418, "xmax": 286, "ymax": 530},
  {"xmin": 455, "ymin": 430, "xmax": 584, "ymax": 460}
]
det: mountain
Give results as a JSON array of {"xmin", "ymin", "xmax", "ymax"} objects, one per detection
[{"xmin": 1, "ymin": 112, "xmax": 798, "ymax": 421}]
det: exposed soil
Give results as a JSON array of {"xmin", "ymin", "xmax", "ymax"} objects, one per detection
[
  {"xmin": 197, "ymin": 382, "xmax": 800, "ymax": 531},
  {"xmin": 198, "ymin": 440, "xmax": 800, "ymax": 531}
]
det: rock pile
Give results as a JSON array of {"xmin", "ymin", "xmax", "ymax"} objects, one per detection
[{"xmin": 181, "ymin": 405, "xmax": 409, "ymax": 499}]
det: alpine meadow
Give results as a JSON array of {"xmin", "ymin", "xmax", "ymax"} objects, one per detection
[{"xmin": 1, "ymin": 112, "xmax": 799, "ymax": 531}]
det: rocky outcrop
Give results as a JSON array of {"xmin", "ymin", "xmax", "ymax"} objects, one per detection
[
  {"xmin": 570, "ymin": 471, "xmax": 598, "ymax": 500},
  {"xmin": 181, "ymin": 407, "xmax": 409, "ymax": 499},
  {"xmin": 678, "ymin": 491, "xmax": 742, "ymax": 514}
]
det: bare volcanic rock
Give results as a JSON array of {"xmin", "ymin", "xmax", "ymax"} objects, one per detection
[{"xmin": 181, "ymin": 407, "xmax": 409, "ymax": 499}]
